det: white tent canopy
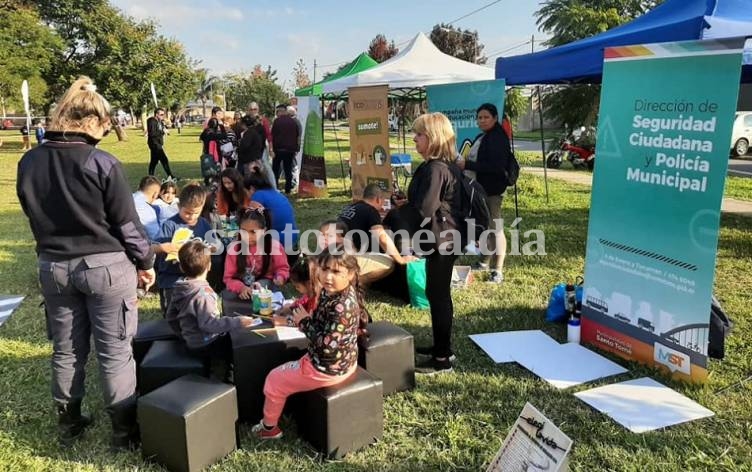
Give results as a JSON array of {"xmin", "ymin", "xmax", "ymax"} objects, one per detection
[{"xmin": 321, "ymin": 32, "xmax": 494, "ymax": 95}]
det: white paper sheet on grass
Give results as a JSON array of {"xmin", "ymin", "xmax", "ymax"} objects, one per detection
[
  {"xmin": 0, "ymin": 296, "xmax": 24, "ymax": 328},
  {"xmin": 574, "ymin": 377, "xmax": 715, "ymax": 433},
  {"xmin": 469, "ymin": 330, "xmax": 560, "ymax": 363},
  {"xmin": 512, "ymin": 342, "xmax": 629, "ymax": 389}
]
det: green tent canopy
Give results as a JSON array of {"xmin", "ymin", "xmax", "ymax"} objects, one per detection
[{"xmin": 294, "ymin": 53, "xmax": 378, "ymax": 97}]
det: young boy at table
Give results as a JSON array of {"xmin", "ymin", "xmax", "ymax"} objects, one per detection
[
  {"xmin": 167, "ymin": 240, "xmax": 255, "ymax": 372},
  {"xmin": 255, "ymin": 247, "xmax": 368, "ymax": 439},
  {"xmin": 223, "ymin": 207, "xmax": 289, "ymax": 298},
  {"xmin": 155, "ymin": 184, "xmax": 213, "ymax": 314}
]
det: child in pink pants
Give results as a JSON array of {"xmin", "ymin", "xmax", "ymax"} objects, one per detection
[{"xmin": 253, "ymin": 248, "xmax": 369, "ymax": 439}]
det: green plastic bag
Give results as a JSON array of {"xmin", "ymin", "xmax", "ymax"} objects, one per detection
[{"xmin": 406, "ymin": 259, "xmax": 430, "ymax": 310}]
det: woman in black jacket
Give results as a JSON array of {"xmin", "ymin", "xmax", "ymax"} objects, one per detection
[
  {"xmin": 16, "ymin": 76, "xmax": 155, "ymax": 449},
  {"xmin": 404, "ymin": 112, "xmax": 462, "ymax": 374},
  {"xmin": 236, "ymin": 115, "xmax": 265, "ymax": 177},
  {"xmin": 459, "ymin": 103, "xmax": 512, "ymax": 283}
]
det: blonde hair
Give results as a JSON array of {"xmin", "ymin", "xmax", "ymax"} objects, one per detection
[
  {"xmin": 49, "ymin": 76, "xmax": 111, "ymax": 133},
  {"xmin": 412, "ymin": 112, "xmax": 456, "ymax": 163}
]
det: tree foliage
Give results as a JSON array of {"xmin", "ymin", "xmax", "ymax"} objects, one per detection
[
  {"xmin": 534, "ymin": 0, "xmax": 663, "ymax": 126},
  {"xmin": 429, "ymin": 23, "xmax": 487, "ymax": 64},
  {"xmin": 367, "ymin": 34, "xmax": 399, "ymax": 63},
  {"xmin": 1, "ymin": 0, "xmax": 198, "ymax": 117},
  {"xmin": 292, "ymin": 58, "xmax": 311, "ymax": 89},
  {"xmin": 0, "ymin": 2, "xmax": 62, "ymax": 112},
  {"xmin": 504, "ymin": 87, "xmax": 529, "ymax": 123},
  {"xmin": 224, "ymin": 69, "xmax": 288, "ymax": 117}
]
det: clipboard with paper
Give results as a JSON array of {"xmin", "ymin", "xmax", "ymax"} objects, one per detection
[{"xmin": 165, "ymin": 227, "xmax": 194, "ymax": 261}]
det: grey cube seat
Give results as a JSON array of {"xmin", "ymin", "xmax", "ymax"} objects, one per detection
[
  {"xmin": 138, "ymin": 375, "xmax": 238, "ymax": 472},
  {"xmin": 133, "ymin": 318, "xmax": 178, "ymax": 366},
  {"xmin": 292, "ymin": 367, "xmax": 383, "ymax": 459},
  {"xmin": 358, "ymin": 321, "xmax": 415, "ymax": 394},
  {"xmin": 139, "ymin": 340, "xmax": 207, "ymax": 395}
]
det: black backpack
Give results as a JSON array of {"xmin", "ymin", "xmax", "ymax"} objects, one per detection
[
  {"xmin": 443, "ymin": 162, "xmax": 491, "ymax": 244},
  {"xmin": 200, "ymin": 153, "xmax": 220, "ymax": 178},
  {"xmin": 709, "ymin": 295, "xmax": 732, "ymax": 360},
  {"xmin": 505, "ymin": 152, "xmax": 521, "ymax": 187}
]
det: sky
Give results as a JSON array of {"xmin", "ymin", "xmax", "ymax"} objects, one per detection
[{"xmin": 110, "ymin": 0, "xmax": 548, "ymax": 93}]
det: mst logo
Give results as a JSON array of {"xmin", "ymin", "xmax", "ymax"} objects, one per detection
[{"xmin": 654, "ymin": 342, "xmax": 691, "ymax": 375}]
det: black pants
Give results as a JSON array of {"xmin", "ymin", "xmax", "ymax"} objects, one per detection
[
  {"xmin": 272, "ymin": 150, "xmax": 295, "ymax": 193},
  {"xmin": 425, "ymin": 252, "xmax": 458, "ymax": 358},
  {"xmin": 148, "ymin": 145, "xmax": 173, "ymax": 177}
]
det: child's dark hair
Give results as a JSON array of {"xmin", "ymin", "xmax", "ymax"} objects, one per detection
[
  {"xmin": 319, "ymin": 219, "xmax": 348, "ymax": 233},
  {"xmin": 234, "ymin": 207, "xmax": 273, "ymax": 281},
  {"xmin": 289, "ymin": 257, "xmax": 310, "ymax": 284},
  {"xmin": 244, "ymin": 169, "xmax": 272, "ymax": 191},
  {"xmin": 179, "ymin": 183, "xmax": 207, "ymax": 209},
  {"xmin": 138, "ymin": 175, "xmax": 160, "ymax": 191},
  {"xmin": 178, "ymin": 240, "xmax": 211, "ymax": 277},
  {"xmin": 219, "ymin": 167, "xmax": 248, "ymax": 211},
  {"xmin": 160, "ymin": 179, "xmax": 178, "ymax": 196},
  {"xmin": 207, "ymin": 117, "xmax": 219, "ymax": 129},
  {"xmin": 314, "ymin": 246, "xmax": 370, "ymax": 341}
]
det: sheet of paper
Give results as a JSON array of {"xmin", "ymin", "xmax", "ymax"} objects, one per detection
[
  {"xmin": 275, "ymin": 326, "xmax": 307, "ymax": 341},
  {"xmin": 469, "ymin": 330, "xmax": 561, "ymax": 363},
  {"xmin": 574, "ymin": 377, "xmax": 715, "ymax": 433},
  {"xmin": 513, "ymin": 342, "xmax": 628, "ymax": 389},
  {"xmin": 486, "ymin": 402, "xmax": 572, "ymax": 472},
  {"xmin": 165, "ymin": 227, "xmax": 194, "ymax": 261},
  {"xmin": 0, "ymin": 296, "xmax": 24, "ymax": 328}
]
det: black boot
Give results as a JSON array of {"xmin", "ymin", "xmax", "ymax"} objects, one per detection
[
  {"xmin": 56, "ymin": 399, "xmax": 92, "ymax": 444},
  {"xmin": 106, "ymin": 396, "xmax": 140, "ymax": 452}
]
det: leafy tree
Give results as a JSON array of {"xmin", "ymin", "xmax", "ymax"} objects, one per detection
[
  {"xmin": 292, "ymin": 58, "xmax": 311, "ymax": 89},
  {"xmin": 429, "ymin": 23, "xmax": 487, "ymax": 64},
  {"xmin": 534, "ymin": 0, "xmax": 663, "ymax": 126},
  {"xmin": 367, "ymin": 34, "xmax": 398, "ymax": 63},
  {"xmin": 504, "ymin": 87, "xmax": 529, "ymax": 123},
  {"xmin": 0, "ymin": 2, "xmax": 62, "ymax": 114},
  {"xmin": 224, "ymin": 71, "xmax": 288, "ymax": 117}
]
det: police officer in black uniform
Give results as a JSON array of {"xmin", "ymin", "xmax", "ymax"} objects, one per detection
[{"xmin": 16, "ymin": 76, "xmax": 156, "ymax": 449}]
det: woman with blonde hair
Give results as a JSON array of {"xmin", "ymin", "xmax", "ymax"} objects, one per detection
[
  {"xmin": 404, "ymin": 112, "xmax": 463, "ymax": 374},
  {"xmin": 17, "ymin": 76, "xmax": 155, "ymax": 449}
]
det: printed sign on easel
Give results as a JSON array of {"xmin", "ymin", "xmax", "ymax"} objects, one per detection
[{"xmin": 487, "ymin": 403, "xmax": 572, "ymax": 472}]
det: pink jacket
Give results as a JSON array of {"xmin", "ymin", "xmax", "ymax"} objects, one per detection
[{"xmin": 223, "ymin": 239, "xmax": 290, "ymax": 293}]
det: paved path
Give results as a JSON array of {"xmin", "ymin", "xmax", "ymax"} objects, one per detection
[
  {"xmin": 522, "ymin": 166, "xmax": 752, "ymax": 217},
  {"xmin": 728, "ymin": 157, "xmax": 752, "ymax": 178}
]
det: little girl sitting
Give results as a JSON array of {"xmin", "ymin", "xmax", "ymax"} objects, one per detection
[
  {"xmin": 252, "ymin": 247, "xmax": 368, "ymax": 440},
  {"xmin": 223, "ymin": 207, "xmax": 289, "ymax": 298},
  {"xmin": 154, "ymin": 179, "xmax": 180, "ymax": 225}
]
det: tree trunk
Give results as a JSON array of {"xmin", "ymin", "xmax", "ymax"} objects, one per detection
[{"xmin": 113, "ymin": 123, "xmax": 128, "ymax": 141}]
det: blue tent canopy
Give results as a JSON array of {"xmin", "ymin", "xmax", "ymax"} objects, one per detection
[{"xmin": 496, "ymin": 0, "xmax": 752, "ymax": 85}]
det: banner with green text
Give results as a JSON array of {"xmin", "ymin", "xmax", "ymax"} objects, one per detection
[
  {"xmin": 297, "ymin": 95, "xmax": 328, "ymax": 198},
  {"xmin": 582, "ymin": 38, "xmax": 744, "ymax": 383},
  {"xmin": 426, "ymin": 79, "xmax": 506, "ymax": 158}
]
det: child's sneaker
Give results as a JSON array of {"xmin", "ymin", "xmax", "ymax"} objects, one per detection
[{"xmin": 251, "ymin": 421, "xmax": 283, "ymax": 440}]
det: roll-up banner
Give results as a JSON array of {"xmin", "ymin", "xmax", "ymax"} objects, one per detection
[
  {"xmin": 297, "ymin": 96, "xmax": 328, "ymax": 198},
  {"xmin": 426, "ymin": 79, "xmax": 506, "ymax": 157},
  {"xmin": 582, "ymin": 38, "xmax": 744, "ymax": 383},
  {"xmin": 347, "ymin": 85, "xmax": 391, "ymax": 201}
]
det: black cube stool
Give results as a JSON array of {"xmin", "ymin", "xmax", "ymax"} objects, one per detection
[
  {"xmin": 133, "ymin": 318, "xmax": 178, "ymax": 366},
  {"xmin": 230, "ymin": 328, "xmax": 308, "ymax": 423},
  {"xmin": 139, "ymin": 340, "xmax": 208, "ymax": 395},
  {"xmin": 292, "ymin": 367, "xmax": 383, "ymax": 459},
  {"xmin": 358, "ymin": 321, "xmax": 415, "ymax": 395},
  {"xmin": 139, "ymin": 375, "xmax": 238, "ymax": 472}
]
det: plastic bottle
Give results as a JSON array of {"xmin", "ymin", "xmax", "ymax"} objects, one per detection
[{"xmin": 567, "ymin": 316, "xmax": 581, "ymax": 344}]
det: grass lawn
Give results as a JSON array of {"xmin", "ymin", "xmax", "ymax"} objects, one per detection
[{"xmin": 1, "ymin": 127, "xmax": 751, "ymax": 471}]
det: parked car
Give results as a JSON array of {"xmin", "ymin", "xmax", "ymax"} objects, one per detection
[{"xmin": 730, "ymin": 111, "xmax": 752, "ymax": 156}]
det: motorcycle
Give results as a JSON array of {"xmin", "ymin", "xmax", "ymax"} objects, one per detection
[{"xmin": 546, "ymin": 126, "xmax": 596, "ymax": 170}]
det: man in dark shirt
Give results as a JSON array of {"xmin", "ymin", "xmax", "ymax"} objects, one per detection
[
  {"xmin": 146, "ymin": 108, "xmax": 174, "ymax": 179},
  {"xmin": 337, "ymin": 183, "xmax": 414, "ymax": 284},
  {"xmin": 271, "ymin": 104, "xmax": 300, "ymax": 194}
]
